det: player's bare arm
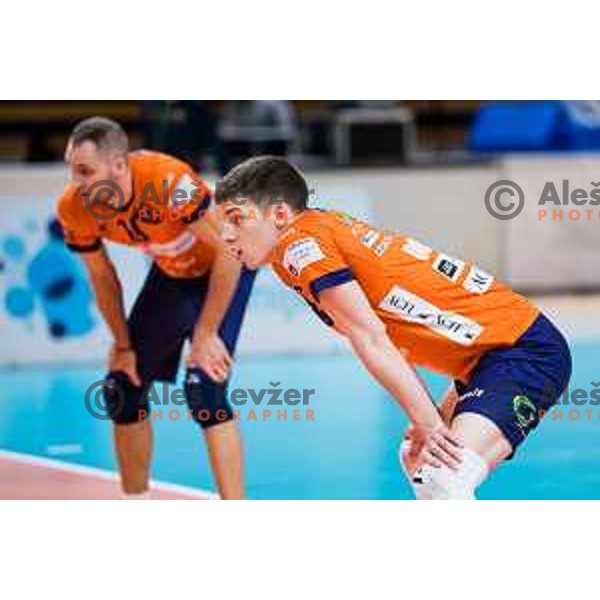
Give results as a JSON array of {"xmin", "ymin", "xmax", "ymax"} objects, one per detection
[
  {"xmin": 402, "ymin": 384, "xmax": 460, "ymax": 475},
  {"xmin": 187, "ymin": 218, "xmax": 244, "ymax": 383},
  {"xmin": 437, "ymin": 384, "xmax": 459, "ymax": 425},
  {"xmin": 80, "ymin": 245, "xmax": 141, "ymax": 387},
  {"xmin": 318, "ymin": 280, "xmax": 463, "ymax": 471}
]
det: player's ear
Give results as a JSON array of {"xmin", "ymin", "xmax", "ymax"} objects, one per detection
[
  {"xmin": 273, "ymin": 204, "xmax": 288, "ymax": 230},
  {"xmin": 112, "ymin": 153, "xmax": 128, "ymax": 175}
]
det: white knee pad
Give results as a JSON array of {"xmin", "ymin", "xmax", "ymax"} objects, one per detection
[{"xmin": 398, "ymin": 441, "xmax": 488, "ymax": 500}]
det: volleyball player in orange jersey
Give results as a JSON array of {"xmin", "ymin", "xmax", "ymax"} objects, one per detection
[
  {"xmin": 215, "ymin": 156, "xmax": 571, "ymax": 500},
  {"xmin": 57, "ymin": 117, "xmax": 256, "ymax": 499}
]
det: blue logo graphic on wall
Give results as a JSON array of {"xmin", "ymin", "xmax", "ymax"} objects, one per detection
[{"xmin": 1, "ymin": 219, "xmax": 96, "ymax": 338}]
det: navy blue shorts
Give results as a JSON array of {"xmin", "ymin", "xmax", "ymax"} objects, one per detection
[
  {"xmin": 128, "ymin": 264, "xmax": 257, "ymax": 383},
  {"xmin": 452, "ymin": 313, "xmax": 572, "ymax": 456}
]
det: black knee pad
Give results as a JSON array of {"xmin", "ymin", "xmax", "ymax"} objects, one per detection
[
  {"xmin": 184, "ymin": 367, "xmax": 233, "ymax": 428},
  {"xmin": 103, "ymin": 371, "xmax": 150, "ymax": 425}
]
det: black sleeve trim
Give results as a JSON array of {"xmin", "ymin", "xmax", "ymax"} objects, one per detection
[
  {"xmin": 310, "ymin": 268, "xmax": 355, "ymax": 298},
  {"xmin": 65, "ymin": 239, "xmax": 102, "ymax": 253}
]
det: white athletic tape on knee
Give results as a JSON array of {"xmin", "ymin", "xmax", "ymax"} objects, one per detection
[{"xmin": 405, "ymin": 446, "xmax": 488, "ymax": 500}]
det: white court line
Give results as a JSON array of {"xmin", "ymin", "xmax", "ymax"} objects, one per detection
[
  {"xmin": 0, "ymin": 448, "xmax": 218, "ymax": 499},
  {"xmin": 46, "ymin": 443, "xmax": 84, "ymax": 456}
]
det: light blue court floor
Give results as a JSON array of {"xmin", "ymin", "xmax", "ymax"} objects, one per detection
[{"xmin": 0, "ymin": 342, "xmax": 599, "ymax": 499}]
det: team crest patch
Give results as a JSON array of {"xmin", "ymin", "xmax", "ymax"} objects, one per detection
[
  {"xmin": 283, "ymin": 237, "xmax": 325, "ymax": 276},
  {"xmin": 513, "ymin": 395, "xmax": 537, "ymax": 432}
]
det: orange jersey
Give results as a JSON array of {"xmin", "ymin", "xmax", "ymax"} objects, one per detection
[
  {"xmin": 271, "ymin": 209, "xmax": 540, "ymax": 382},
  {"xmin": 57, "ymin": 150, "xmax": 215, "ymax": 278}
]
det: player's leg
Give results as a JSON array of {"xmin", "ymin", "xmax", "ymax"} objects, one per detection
[
  {"xmin": 400, "ymin": 382, "xmax": 506, "ymax": 476},
  {"xmin": 113, "ymin": 417, "xmax": 153, "ymax": 496},
  {"xmin": 406, "ymin": 413, "xmax": 507, "ymax": 500},
  {"xmin": 102, "ymin": 367, "xmax": 153, "ymax": 495},
  {"xmin": 403, "ymin": 313, "xmax": 572, "ymax": 499},
  {"xmin": 103, "ymin": 266, "xmax": 189, "ymax": 497},
  {"xmin": 185, "ymin": 266, "xmax": 257, "ymax": 499},
  {"xmin": 450, "ymin": 412, "xmax": 512, "ymax": 467}
]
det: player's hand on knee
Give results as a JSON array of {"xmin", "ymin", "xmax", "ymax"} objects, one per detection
[
  {"xmin": 404, "ymin": 424, "xmax": 416, "ymax": 442},
  {"xmin": 108, "ymin": 346, "xmax": 142, "ymax": 387},
  {"xmin": 188, "ymin": 330, "xmax": 232, "ymax": 383},
  {"xmin": 412, "ymin": 424, "xmax": 463, "ymax": 471},
  {"xmin": 400, "ymin": 438, "xmax": 421, "ymax": 478},
  {"xmin": 401, "ymin": 425, "xmax": 424, "ymax": 475}
]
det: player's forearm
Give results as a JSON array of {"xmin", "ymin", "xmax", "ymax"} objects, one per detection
[
  {"xmin": 349, "ymin": 329, "xmax": 442, "ymax": 430},
  {"xmin": 89, "ymin": 267, "xmax": 131, "ymax": 349},
  {"xmin": 194, "ymin": 247, "xmax": 242, "ymax": 337},
  {"xmin": 438, "ymin": 384, "xmax": 459, "ymax": 424}
]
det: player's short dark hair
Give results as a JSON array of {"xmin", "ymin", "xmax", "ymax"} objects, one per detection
[
  {"xmin": 69, "ymin": 116, "xmax": 129, "ymax": 156},
  {"xmin": 215, "ymin": 156, "xmax": 309, "ymax": 211}
]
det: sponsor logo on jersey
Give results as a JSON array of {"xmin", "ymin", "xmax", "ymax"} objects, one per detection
[
  {"xmin": 141, "ymin": 231, "xmax": 197, "ymax": 257},
  {"xmin": 379, "ymin": 286, "xmax": 484, "ymax": 345},
  {"xmin": 432, "ymin": 253, "xmax": 465, "ymax": 282},
  {"xmin": 374, "ymin": 235, "xmax": 393, "ymax": 257},
  {"xmin": 401, "ymin": 238, "xmax": 432, "ymax": 261},
  {"xmin": 360, "ymin": 229, "xmax": 379, "ymax": 249},
  {"xmin": 463, "ymin": 265, "xmax": 494, "ymax": 294},
  {"xmin": 335, "ymin": 212, "xmax": 357, "ymax": 227}
]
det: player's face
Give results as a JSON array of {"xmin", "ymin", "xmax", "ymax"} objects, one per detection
[
  {"xmin": 220, "ymin": 198, "xmax": 282, "ymax": 269},
  {"xmin": 65, "ymin": 140, "xmax": 128, "ymax": 212}
]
